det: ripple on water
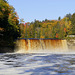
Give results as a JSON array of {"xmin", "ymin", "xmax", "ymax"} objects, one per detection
[{"xmin": 0, "ymin": 53, "xmax": 75, "ymax": 75}]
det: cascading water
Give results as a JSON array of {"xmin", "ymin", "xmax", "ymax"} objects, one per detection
[{"xmin": 15, "ymin": 39, "xmax": 68, "ymax": 53}]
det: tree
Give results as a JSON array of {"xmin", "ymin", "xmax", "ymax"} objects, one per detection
[
  {"xmin": 65, "ymin": 13, "xmax": 71, "ymax": 20},
  {"xmin": 58, "ymin": 16, "xmax": 61, "ymax": 21},
  {"xmin": 0, "ymin": 0, "xmax": 20, "ymax": 46},
  {"xmin": 71, "ymin": 13, "xmax": 75, "ymax": 34}
]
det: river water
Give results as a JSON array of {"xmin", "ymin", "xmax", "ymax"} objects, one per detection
[{"xmin": 0, "ymin": 53, "xmax": 75, "ymax": 75}]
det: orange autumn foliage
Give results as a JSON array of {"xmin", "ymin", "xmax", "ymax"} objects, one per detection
[
  {"xmin": 64, "ymin": 28, "xmax": 67, "ymax": 32},
  {"xmin": 56, "ymin": 33, "xmax": 58, "ymax": 38}
]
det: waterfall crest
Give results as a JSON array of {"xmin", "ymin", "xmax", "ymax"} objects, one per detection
[{"xmin": 15, "ymin": 39, "xmax": 68, "ymax": 53}]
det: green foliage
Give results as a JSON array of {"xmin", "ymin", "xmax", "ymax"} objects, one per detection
[
  {"xmin": 71, "ymin": 13, "xmax": 75, "ymax": 34},
  {"xmin": 65, "ymin": 13, "xmax": 71, "ymax": 20},
  {"xmin": 0, "ymin": 0, "xmax": 75, "ymax": 45},
  {"xmin": 58, "ymin": 16, "xmax": 61, "ymax": 21},
  {"xmin": 0, "ymin": 0, "xmax": 20, "ymax": 46},
  {"xmin": 19, "ymin": 18, "xmax": 72, "ymax": 39}
]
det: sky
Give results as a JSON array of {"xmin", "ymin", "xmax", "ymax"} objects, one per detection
[{"xmin": 8, "ymin": 0, "xmax": 75, "ymax": 22}]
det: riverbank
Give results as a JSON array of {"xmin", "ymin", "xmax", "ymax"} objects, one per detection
[
  {"xmin": 0, "ymin": 40, "xmax": 14, "ymax": 53},
  {"xmin": 0, "ymin": 46, "xmax": 14, "ymax": 53}
]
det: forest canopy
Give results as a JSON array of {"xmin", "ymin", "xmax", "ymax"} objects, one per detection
[
  {"xmin": 0, "ymin": 0, "xmax": 75, "ymax": 47},
  {"xmin": 20, "ymin": 15, "xmax": 74, "ymax": 39},
  {"xmin": 0, "ymin": 0, "xmax": 20, "ymax": 46}
]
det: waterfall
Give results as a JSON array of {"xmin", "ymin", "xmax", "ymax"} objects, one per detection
[{"xmin": 15, "ymin": 39, "xmax": 68, "ymax": 53}]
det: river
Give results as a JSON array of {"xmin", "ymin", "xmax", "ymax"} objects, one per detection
[{"xmin": 0, "ymin": 53, "xmax": 75, "ymax": 75}]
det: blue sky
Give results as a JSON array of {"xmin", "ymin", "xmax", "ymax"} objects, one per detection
[{"xmin": 8, "ymin": 0, "xmax": 75, "ymax": 22}]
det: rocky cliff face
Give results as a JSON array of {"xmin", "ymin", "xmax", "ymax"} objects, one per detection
[{"xmin": 67, "ymin": 39, "xmax": 75, "ymax": 51}]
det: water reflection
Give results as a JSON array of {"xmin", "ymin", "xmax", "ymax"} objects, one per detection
[{"xmin": 0, "ymin": 53, "xmax": 75, "ymax": 75}]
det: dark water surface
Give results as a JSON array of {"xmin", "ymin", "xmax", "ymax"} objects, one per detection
[{"xmin": 0, "ymin": 53, "xmax": 75, "ymax": 75}]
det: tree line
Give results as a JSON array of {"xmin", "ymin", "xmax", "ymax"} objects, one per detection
[
  {"xmin": 0, "ymin": 0, "xmax": 75, "ymax": 47},
  {"xmin": 20, "ymin": 13, "xmax": 75, "ymax": 39}
]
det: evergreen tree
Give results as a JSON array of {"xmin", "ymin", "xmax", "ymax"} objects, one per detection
[{"xmin": 71, "ymin": 13, "xmax": 75, "ymax": 34}]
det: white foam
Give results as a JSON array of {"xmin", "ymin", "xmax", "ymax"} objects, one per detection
[
  {"xmin": 15, "ymin": 49, "xmax": 75, "ymax": 54},
  {"xmin": 25, "ymin": 63, "xmax": 54, "ymax": 70},
  {"xmin": 50, "ymin": 71, "xmax": 57, "ymax": 74},
  {"xmin": 70, "ymin": 65, "xmax": 75, "ymax": 67}
]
